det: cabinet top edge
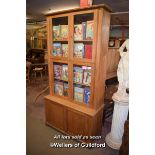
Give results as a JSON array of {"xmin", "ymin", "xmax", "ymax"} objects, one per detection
[
  {"xmin": 45, "ymin": 4, "xmax": 112, "ymax": 17},
  {"xmin": 44, "ymin": 95, "xmax": 104, "ymax": 116}
]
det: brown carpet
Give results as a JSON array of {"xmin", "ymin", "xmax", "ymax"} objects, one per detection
[{"xmin": 26, "ymin": 76, "xmax": 119, "ymax": 155}]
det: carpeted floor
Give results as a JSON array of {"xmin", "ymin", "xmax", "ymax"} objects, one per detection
[{"xmin": 26, "ymin": 76, "xmax": 119, "ymax": 155}]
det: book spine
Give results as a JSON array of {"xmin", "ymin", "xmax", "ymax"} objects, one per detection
[
  {"xmin": 82, "ymin": 43, "xmax": 84, "ymax": 58},
  {"xmin": 84, "ymin": 22, "xmax": 86, "ymax": 40},
  {"xmin": 84, "ymin": 45, "xmax": 92, "ymax": 59},
  {"xmin": 82, "ymin": 22, "xmax": 86, "ymax": 40}
]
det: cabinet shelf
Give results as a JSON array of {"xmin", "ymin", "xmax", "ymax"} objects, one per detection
[
  {"xmin": 53, "ymin": 40, "xmax": 68, "ymax": 42},
  {"xmin": 73, "ymin": 82, "xmax": 90, "ymax": 87},
  {"xmin": 50, "ymin": 56, "xmax": 68, "ymax": 61},
  {"xmin": 54, "ymin": 78, "xmax": 68, "ymax": 82},
  {"xmin": 74, "ymin": 40, "xmax": 92, "ymax": 43}
]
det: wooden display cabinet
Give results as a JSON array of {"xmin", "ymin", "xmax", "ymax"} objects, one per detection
[{"xmin": 44, "ymin": 5, "xmax": 111, "ymax": 141}]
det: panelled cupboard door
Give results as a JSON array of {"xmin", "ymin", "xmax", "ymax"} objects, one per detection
[
  {"xmin": 45, "ymin": 100, "xmax": 66, "ymax": 131},
  {"xmin": 67, "ymin": 110, "xmax": 89, "ymax": 136}
]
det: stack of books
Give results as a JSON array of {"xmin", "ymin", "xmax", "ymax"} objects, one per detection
[
  {"xmin": 74, "ymin": 85, "xmax": 90, "ymax": 104},
  {"xmin": 74, "ymin": 85, "xmax": 84, "ymax": 103},
  {"xmin": 54, "ymin": 64, "xmax": 68, "ymax": 81},
  {"xmin": 82, "ymin": 66, "xmax": 91, "ymax": 85},
  {"xmin": 74, "ymin": 20, "xmax": 93, "ymax": 40},
  {"xmin": 54, "ymin": 81, "xmax": 68, "ymax": 97},
  {"xmin": 74, "ymin": 43, "xmax": 92, "ymax": 59},
  {"xmin": 53, "ymin": 43, "xmax": 68, "ymax": 57},
  {"xmin": 53, "ymin": 25, "xmax": 68, "ymax": 40},
  {"xmin": 74, "ymin": 66, "xmax": 83, "ymax": 84},
  {"xmin": 73, "ymin": 66, "xmax": 91, "ymax": 86}
]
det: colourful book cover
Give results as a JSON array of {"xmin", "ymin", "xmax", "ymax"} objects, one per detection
[
  {"xmin": 82, "ymin": 22, "xmax": 87, "ymax": 40},
  {"xmin": 53, "ymin": 25, "xmax": 60, "ymax": 40},
  {"xmin": 73, "ymin": 66, "xmax": 83, "ymax": 84},
  {"xmin": 84, "ymin": 44, "xmax": 92, "ymax": 59},
  {"xmin": 60, "ymin": 25, "xmax": 68, "ymax": 40},
  {"xmin": 74, "ymin": 85, "xmax": 84, "ymax": 103},
  {"xmin": 53, "ymin": 43, "xmax": 62, "ymax": 56},
  {"xmin": 80, "ymin": 0, "xmax": 88, "ymax": 7},
  {"xmin": 74, "ymin": 24, "xmax": 83, "ymax": 40},
  {"xmin": 84, "ymin": 87, "xmax": 91, "ymax": 104},
  {"xmin": 54, "ymin": 81, "xmax": 64, "ymax": 96},
  {"xmin": 86, "ymin": 21, "xmax": 93, "ymax": 40},
  {"xmin": 54, "ymin": 64, "xmax": 62, "ymax": 79},
  {"xmin": 74, "ymin": 43, "xmax": 84, "ymax": 58},
  {"xmin": 62, "ymin": 44, "xmax": 68, "ymax": 57},
  {"xmin": 63, "ymin": 82, "xmax": 68, "ymax": 96},
  {"xmin": 82, "ymin": 66, "xmax": 91, "ymax": 86},
  {"xmin": 62, "ymin": 65, "xmax": 68, "ymax": 81},
  {"xmin": 80, "ymin": 0, "xmax": 93, "ymax": 7}
]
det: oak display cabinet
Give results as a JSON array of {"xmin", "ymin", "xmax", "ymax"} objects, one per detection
[{"xmin": 44, "ymin": 5, "xmax": 111, "ymax": 141}]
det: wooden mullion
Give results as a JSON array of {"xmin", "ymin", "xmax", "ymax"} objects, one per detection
[
  {"xmin": 68, "ymin": 14, "xmax": 74, "ymax": 100},
  {"xmin": 92, "ymin": 9, "xmax": 98, "ymax": 62},
  {"xmin": 68, "ymin": 62, "xmax": 73, "ymax": 100},
  {"xmin": 89, "ymin": 9, "xmax": 98, "ymax": 108},
  {"xmin": 51, "ymin": 61, "xmax": 54, "ymax": 95},
  {"xmin": 47, "ymin": 17, "xmax": 53, "ymax": 95}
]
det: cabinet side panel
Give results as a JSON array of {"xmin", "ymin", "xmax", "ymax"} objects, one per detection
[
  {"xmin": 94, "ymin": 9, "xmax": 110, "ymax": 109},
  {"xmin": 47, "ymin": 17, "xmax": 53, "ymax": 95},
  {"xmin": 90, "ymin": 107, "xmax": 104, "ymax": 136}
]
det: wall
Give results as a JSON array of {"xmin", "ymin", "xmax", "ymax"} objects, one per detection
[{"xmin": 109, "ymin": 26, "xmax": 129, "ymax": 39}]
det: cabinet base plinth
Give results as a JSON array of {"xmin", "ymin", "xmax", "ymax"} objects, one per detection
[{"xmin": 44, "ymin": 95, "xmax": 104, "ymax": 142}]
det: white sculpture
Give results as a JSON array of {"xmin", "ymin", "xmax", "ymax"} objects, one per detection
[
  {"xmin": 105, "ymin": 39, "xmax": 129, "ymax": 149},
  {"xmin": 113, "ymin": 39, "xmax": 129, "ymax": 102}
]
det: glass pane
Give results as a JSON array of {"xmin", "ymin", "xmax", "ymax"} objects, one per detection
[
  {"xmin": 52, "ymin": 17, "xmax": 68, "ymax": 41},
  {"xmin": 73, "ymin": 13, "xmax": 93, "ymax": 60},
  {"xmin": 52, "ymin": 16, "xmax": 68, "ymax": 57},
  {"xmin": 74, "ymin": 42, "xmax": 92, "ymax": 59},
  {"xmin": 53, "ymin": 62, "xmax": 68, "ymax": 97},
  {"xmin": 52, "ymin": 43, "xmax": 68, "ymax": 57},
  {"xmin": 74, "ymin": 13, "xmax": 94, "ymax": 41},
  {"xmin": 73, "ymin": 65, "xmax": 91, "ymax": 104}
]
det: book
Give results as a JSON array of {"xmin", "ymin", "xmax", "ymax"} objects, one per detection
[
  {"xmin": 74, "ymin": 24, "xmax": 83, "ymax": 40},
  {"xmin": 63, "ymin": 83, "xmax": 68, "ymax": 96},
  {"xmin": 80, "ymin": 0, "xmax": 88, "ymax": 7},
  {"xmin": 74, "ymin": 85, "xmax": 84, "ymax": 102},
  {"xmin": 62, "ymin": 44, "xmax": 68, "ymax": 57},
  {"xmin": 82, "ymin": 66, "xmax": 91, "ymax": 86},
  {"xmin": 73, "ymin": 66, "xmax": 83, "ymax": 84},
  {"xmin": 60, "ymin": 25, "xmax": 68, "ymax": 40},
  {"xmin": 53, "ymin": 43, "xmax": 62, "ymax": 56},
  {"xmin": 80, "ymin": 0, "xmax": 93, "ymax": 7},
  {"xmin": 74, "ymin": 43, "xmax": 84, "ymax": 58},
  {"xmin": 54, "ymin": 81, "xmax": 64, "ymax": 96},
  {"xmin": 84, "ymin": 44, "xmax": 92, "ymax": 59},
  {"xmin": 54, "ymin": 64, "xmax": 62, "ymax": 79},
  {"xmin": 53, "ymin": 25, "xmax": 60, "ymax": 40},
  {"xmin": 86, "ymin": 21, "xmax": 93, "ymax": 40},
  {"xmin": 62, "ymin": 65, "xmax": 68, "ymax": 81},
  {"xmin": 84, "ymin": 87, "xmax": 91, "ymax": 104},
  {"xmin": 82, "ymin": 22, "xmax": 87, "ymax": 40}
]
